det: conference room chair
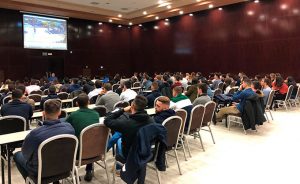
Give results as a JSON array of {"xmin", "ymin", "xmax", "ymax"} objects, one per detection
[
  {"xmin": 57, "ymin": 92, "xmax": 69, "ymax": 100},
  {"xmin": 213, "ymin": 88, "xmax": 222, "ymax": 97},
  {"xmin": 2, "ymin": 95, "xmax": 12, "ymax": 105},
  {"xmin": 28, "ymin": 94, "xmax": 42, "ymax": 102},
  {"xmin": 265, "ymin": 90, "xmax": 275, "ymax": 122},
  {"xmin": 274, "ymin": 85, "xmax": 294, "ymax": 111},
  {"xmin": 42, "ymin": 89, "xmax": 49, "ymax": 95},
  {"xmin": 289, "ymin": 86, "xmax": 300, "ymax": 107},
  {"xmin": 112, "ymin": 84, "xmax": 120, "ymax": 92},
  {"xmin": 162, "ymin": 116, "xmax": 183, "ymax": 175},
  {"xmin": 0, "ymin": 116, "xmax": 27, "ymax": 184},
  {"xmin": 59, "ymin": 109, "xmax": 68, "ymax": 119},
  {"xmin": 175, "ymin": 109, "xmax": 191, "ymax": 159},
  {"xmin": 186, "ymin": 105, "xmax": 206, "ymax": 151},
  {"xmin": 132, "ymin": 82, "xmax": 141, "ymax": 87},
  {"xmin": 69, "ymin": 90, "xmax": 84, "ymax": 99},
  {"xmin": 227, "ymin": 88, "xmax": 235, "ymax": 95},
  {"xmin": 71, "ymin": 97, "xmax": 79, "ymax": 107},
  {"xmin": 217, "ymin": 82, "xmax": 224, "ymax": 91},
  {"xmin": 93, "ymin": 106, "xmax": 107, "ymax": 117},
  {"xmin": 25, "ymin": 135, "xmax": 78, "ymax": 184},
  {"xmin": 89, "ymin": 95, "xmax": 98, "ymax": 104},
  {"xmin": 113, "ymin": 101, "xmax": 130, "ymax": 110},
  {"xmin": 201, "ymin": 101, "xmax": 217, "ymax": 144},
  {"xmin": 30, "ymin": 90, "xmax": 43, "ymax": 95},
  {"xmin": 76, "ymin": 124, "xmax": 110, "ymax": 184}
]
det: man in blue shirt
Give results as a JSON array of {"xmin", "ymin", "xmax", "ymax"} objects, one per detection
[
  {"xmin": 13, "ymin": 99, "xmax": 75, "ymax": 183},
  {"xmin": 216, "ymin": 78, "xmax": 255, "ymax": 122}
]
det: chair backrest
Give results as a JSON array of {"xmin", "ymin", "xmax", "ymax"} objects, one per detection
[
  {"xmin": 89, "ymin": 95, "xmax": 98, "ymax": 104},
  {"xmin": 72, "ymin": 97, "xmax": 78, "ymax": 107},
  {"xmin": 0, "ymin": 115, "xmax": 26, "ymax": 135},
  {"xmin": 133, "ymin": 82, "xmax": 141, "ymax": 87},
  {"xmin": 187, "ymin": 105, "xmax": 205, "ymax": 134},
  {"xmin": 2, "ymin": 95, "xmax": 12, "ymax": 105},
  {"xmin": 218, "ymin": 82, "xmax": 224, "ymax": 90},
  {"xmin": 28, "ymin": 94, "xmax": 42, "ymax": 102},
  {"xmin": 186, "ymin": 85, "xmax": 191, "ymax": 91},
  {"xmin": 214, "ymin": 88, "xmax": 222, "ymax": 96},
  {"xmin": 59, "ymin": 109, "xmax": 68, "ymax": 119},
  {"xmin": 162, "ymin": 116, "xmax": 182, "ymax": 148},
  {"xmin": 113, "ymin": 101, "xmax": 130, "ymax": 110},
  {"xmin": 266, "ymin": 90, "xmax": 275, "ymax": 108},
  {"xmin": 112, "ymin": 84, "xmax": 120, "ymax": 92},
  {"xmin": 93, "ymin": 106, "xmax": 107, "ymax": 117},
  {"xmin": 202, "ymin": 101, "xmax": 216, "ymax": 127},
  {"xmin": 175, "ymin": 109, "xmax": 187, "ymax": 135},
  {"xmin": 285, "ymin": 85, "xmax": 294, "ymax": 101},
  {"xmin": 295, "ymin": 86, "xmax": 300, "ymax": 99},
  {"xmin": 58, "ymin": 92, "xmax": 69, "ymax": 100},
  {"xmin": 78, "ymin": 124, "xmax": 110, "ymax": 166},
  {"xmin": 69, "ymin": 90, "xmax": 83, "ymax": 99},
  {"xmin": 228, "ymin": 88, "xmax": 235, "ymax": 95},
  {"xmin": 30, "ymin": 90, "xmax": 43, "ymax": 95},
  {"xmin": 43, "ymin": 89, "xmax": 49, "ymax": 95},
  {"xmin": 38, "ymin": 135, "xmax": 78, "ymax": 181}
]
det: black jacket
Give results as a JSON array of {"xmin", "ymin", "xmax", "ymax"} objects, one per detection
[
  {"xmin": 154, "ymin": 109, "xmax": 175, "ymax": 124},
  {"xmin": 146, "ymin": 90, "xmax": 162, "ymax": 108},
  {"xmin": 104, "ymin": 109, "xmax": 155, "ymax": 158},
  {"xmin": 241, "ymin": 94, "xmax": 266, "ymax": 130},
  {"xmin": 120, "ymin": 123, "xmax": 167, "ymax": 184}
]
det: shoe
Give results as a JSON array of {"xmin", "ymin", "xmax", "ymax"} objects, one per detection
[{"xmin": 84, "ymin": 171, "xmax": 93, "ymax": 182}]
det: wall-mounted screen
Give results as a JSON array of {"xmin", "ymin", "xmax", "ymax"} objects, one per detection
[{"xmin": 23, "ymin": 14, "xmax": 67, "ymax": 50}]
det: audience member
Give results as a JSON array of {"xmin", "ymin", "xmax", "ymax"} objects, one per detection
[
  {"xmin": 261, "ymin": 78, "xmax": 272, "ymax": 105},
  {"xmin": 16, "ymin": 84, "xmax": 35, "ymax": 110},
  {"xmin": 67, "ymin": 78, "xmax": 81, "ymax": 93},
  {"xmin": 120, "ymin": 80, "xmax": 137, "ymax": 102},
  {"xmin": 193, "ymin": 83, "xmax": 211, "ymax": 107},
  {"xmin": 153, "ymin": 96, "xmax": 175, "ymax": 124},
  {"xmin": 96, "ymin": 83, "xmax": 120, "ymax": 112},
  {"xmin": 88, "ymin": 80, "xmax": 103, "ymax": 99},
  {"xmin": 40, "ymin": 85, "xmax": 59, "ymax": 110},
  {"xmin": 184, "ymin": 78, "xmax": 198, "ymax": 103},
  {"xmin": 26, "ymin": 79, "xmax": 40, "ymax": 95},
  {"xmin": 145, "ymin": 81, "xmax": 162, "ymax": 108}
]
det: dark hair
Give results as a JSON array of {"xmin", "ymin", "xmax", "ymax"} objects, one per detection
[
  {"xmin": 243, "ymin": 78, "xmax": 252, "ymax": 86},
  {"xmin": 173, "ymin": 86, "xmax": 183, "ymax": 94},
  {"xmin": 275, "ymin": 76, "xmax": 284, "ymax": 87},
  {"xmin": 16, "ymin": 85, "xmax": 26, "ymax": 94},
  {"xmin": 163, "ymin": 75, "xmax": 169, "ymax": 82},
  {"xmin": 175, "ymin": 75, "xmax": 181, "ymax": 81},
  {"xmin": 198, "ymin": 83, "xmax": 208, "ymax": 94},
  {"xmin": 132, "ymin": 95, "xmax": 147, "ymax": 111},
  {"xmin": 191, "ymin": 78, "xmax": 198, "ymax": 85},
  {"xmin": 72, "ymin": 78, "xmax": 79, "ymax": 84},
  {"xmin": 103, "ymin": 83, "xmax": 112, "ymax": 91},
  {"xmin": 262, "ymin": 78, "xmax": 271, "ymax": 87},
  {"xmin": 12, "ymin": 89, "xmax": 23, "ymax": 99},
  {"xmin": 95, "ymin": 80, "xmax": 103, "ymax": 88},
  {"xmin": 8, "ymin": 83, "xmax": 15, "ymax": 92},
  {"xmin": 151, "ymin": 81, "xmax": 159, "ymax": 90},
  {"xmin": 44, "ymin": 99, "xmax": 61, "ymax": 116},
  {"xmin": 252, "ymin": 80, "xmax": 261, "ymax": 90},
  {"xmin": 77, "ymin": 94, "xmax": 89, "ymax": 107},
  {"xmin": 124, "ymin": 80, "xmax": 132, "ymax": 89},
  {"xmin": 157, "ymin": 96, "xmax": 170, "ymax": 105},
  {"xmin": 287, "ymin": 76, "xmax": 297, "ymax": 87},
  {"xmin": 49, "ymin": 85, "xmax": 56, "ymax": 94}
]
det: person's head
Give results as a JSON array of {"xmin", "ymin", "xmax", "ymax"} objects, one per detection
[
  {"xmin": 224, "ymin": 78, "xmax": 232, "ymax": 86},
  {"xmin": 191, "ymin": 78, "xmax": 199, "ymax": 85},
  {"xmin": 214, "ymin": 73, "xmax": 220, "ymax": 79},
  {"xmin": 8, "ymin": 83, "xmax": 15, "ymax": 92},
  {"xmin": 72, "ymin": 78, "xmax": 78, "ymax": 84},
  {"xmin": 197, "ymin": 83, "xmax": 208, "ymax": 95},
  {"xmin": 270, "ymin": 73, "xmax": 276, "ymax": 81},
  {"xmin": 12, "ymin": 89, "xmax": 23, "ymax": 100},
  {"xmin": 162, "ymin": 75, "xmax": 169, "ymax": 82},
  {"xmin": 151, "ymin": 81, "xmax": 159, "ymax": 91},
  {"xmin": 43, "ymin": 99, "xmax": 61, "ymax": 120},
  {"xmin": 251, "ymin": 80, "xmax": 261, "ymax": 91},
  {"xmin": 274, "ymin": 76, "xmax": 284, "ymax": 87},
  {"xmin": 172, "ymin": 86, "xmax": 182, "ymax": 97},
  {"xmin": 155, "ymin": 96, "xmax": 170, "ymax": 113},
  {"xmin": 124, "ymin": 80, "xmax": 132, "ymax": 90},
  {"xmin": 102, "ymin": 83, "xmax": 112, "ymax": 93},
  {"xmin": 286, "ymin": 76, "xmax": 296, "ymax": 85},
  {"xmin": 16, "ymin": 85, "xmax": 26, "ymax": 95},
  {"xmin": 131, "ymin": 95, "xmax": 148, "ymax": 113},
  {"xmin": 95, "ymin": 80, "xmax": 103, "ymax": 89},
  {"xmin": 156, "ymin": 75, "xmax": 162, "ymax": 81},
  {"xmin": 175, "ymin": 75, "xmax": 181, "ymax": 82},
  {"xmin": 76, "ymin": 94, "xmax": 89, "ymax": 108},
  {"xmin": 51, "ymin": 73, "xmax": 55, "ymax": 77},
  {"xmin": 48, "ymin": 85, "xmax": 56, "ymax": 94},
  {"xmin": 261, "ymin": 78, "xmax": 271, "ymax": 88},
  {"xmin": 242, "ymin": 78, "xmax": 252, "ymax": 88}
]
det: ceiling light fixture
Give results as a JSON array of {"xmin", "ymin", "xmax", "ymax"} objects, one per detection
[
  {"xmin": 218, "ymin": 7, "xmax": 223, "ymax": 10},
  {"xmin": 165, "ymin": 18, "xmax": 169, "ymax": 21},
  {"xmin": 118, "ymin": 14, "xmax": 122, "ymax": 18},
  {"xmin": 167, "ymin": 5, "xmax": 172, "ymax": 9},
  {"xmin": 98, "ymin": 22, "xmax": 103, "ymax": 25},
  {"xmin": 129, "ymin": 22, "xmax": 133, "ymax": 25},
  {"xmin": 189, "ymin": 13, "xmax": 193, "ymax": 16},
  {"xmin": 118, "ymin": 25, "xmax": 122, "ymax": 28},
  {"xmin": 155, "ymin": 16, "xmax": 159, "ymax": 20},
  {"xmin": 179, "ymin": 10, "xmax": 184, "ymax": 15},
  {"xmin": 139, "ymin": 24, "xmax": 142, "ymax": 27},
  {"xmin": 143, "ymin": 11, "xmax": 147, "ymax": 15},
  {"xmin": 108, "ymin": 19, "xmax": 113, "ymax": 22},
  {"xmin": 209, "ymin": 4, "xmax": 214, "ymax": 8},
  {"xmin": 254, "ymin": 0, "xmax": 259, "ymax": 3}
]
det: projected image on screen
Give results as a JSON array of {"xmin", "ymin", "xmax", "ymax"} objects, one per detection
[{"xmin": 23, "ymin": 14, "xmax": 67, "ymax": 50}]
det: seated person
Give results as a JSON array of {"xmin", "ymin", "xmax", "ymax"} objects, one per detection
[
  {"xmin": 145, "ymin": 81, "xmax": 162, "ymax": 108},
  {"xmin": 96, "ymin": 83, "xmax": 120, "ymax": 112},
  {"xmin": 88, "ymin": 80, "xmax": 103, "ymax": 99},
  {"xmin": 154, "ymin": 96, "xmax": 175, "ymax": 124},
  {"xmin": 1, "ymin": 89, "xmax": 33, "ymax": 129},
  {"xmin": 260, "ymin": 78, "xmax": 271, "ymax": 105},
  {"xmin": 66, "ymin": 94, "xmax": 99, "ymax": 182},
  {"xmin": 272, "ymin": 76, "xmax": 288, "ymax": 108},
  {"xmin": 193, "ymin": 83, "xmax": 211, "ymax": 107},
  {"xmin": 40, "ymin": 85, "xmax": 59, "ymax": 110},
  {"xmin": 16, "ymin": 84, "xmax": 35, "ymax": 110},
  {"xmin": 13, "ymin": 100, "xmax": 75, "ymax": 183},
  {"xmin": 216, "ymin": 78, "xmax": 255, "ymax": 122},
  {"xmin": 184, "ymin": 78, "xmax": 198, "ymax": 103},
  {"xmin": 104, "ymin": 95, "xmax": 154, "ymax": 160},
  {"xmin": 120, "ymin": 80, "xmax": 137, "ymax": 102},
  {"xmin": 67, "ymin": 78, "xmax": 81, "ymax": 93}
]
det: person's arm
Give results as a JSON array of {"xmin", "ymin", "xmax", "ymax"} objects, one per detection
[
  {"xmin": 22, "ymin": 133, "xmax": 38, "ymax": 162},
  {"xmin": 95, "ymin": 95, "xmax": 103, "ymax": 105},
  {"xmin": 104, "ymin": 108, "xmax": 130, "ymax": 133},
  {"xmin": 232, "ymin": 90, "xmax": 245, "ymax": 101}
]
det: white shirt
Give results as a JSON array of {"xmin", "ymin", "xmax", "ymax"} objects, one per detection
[
  {"xmin": 88, "ymin": 88, "xmax": 102, "ymax": 99},
  {"xmin": 120, "ymin": 89, "xmax": 137, "ymax": 102},
  {"xmin": 26, "ymin": 85, "xmax": 40, "ymax": 95}
]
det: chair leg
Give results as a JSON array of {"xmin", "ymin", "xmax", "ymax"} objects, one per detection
[
  {"xmin": 75, "ymin": 167, "xmax": 80, "ymax": 184},
  {"xmin": 174, "ymin": 150, "xmax": 182, "ymax": 175},
  {"xmin": 184, "ymin": 136, "xmax": 192, "ymax": 158},
  {"xmin": 165, "ymin": 154, "xmax": 169, "ymax": 168},
  {"xmin": 208, "ymin": 126, "xmax": 215, "ymax": 144},
  {"xmin": 180, "ymin": 137, "xmax": 188, "ymax": 161},
  {"xmin": 228, "ymin": 117, "xmax": 231, "ymax": 131},
  {"xmin": 72, "ymin": 168, "xmax": 77, "ymax": 184},
  {"xmin": 112, "ymin": 160, "xmax": 117, "ymax": 184},
  {"xmin": 103, "ymin": 160, "xmax": 110, "ymax": 184},
  {"xmin": 264, "ymin": 112, "xmax": 269, "ymax": 123},
  {"xmin": 269, "ymin": 110, "xmax": 274, "ymax": 120},
  {"xmin": 155, "ymin": 167, "xmax": 161, "ymax": 184},
  {"xmin": 197, "ymin": 131, "xmax": 205, "ymax": 151}
]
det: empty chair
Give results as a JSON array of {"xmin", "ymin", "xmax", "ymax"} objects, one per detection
[
  {"xmin": 175, "ymin": 109, "xmax": 191, "ymax": 158},
  {"xmin": 28, "ymin": 94, "xmax": 42, "ymax": 102},
  {"xmin": 76, "ymin": 124, "xmax": 110, "ymax": 184},
  {"xmin": 30, "ymin": 90, "xmax": 43, "ymax": 95},
  {"xmin": 186, "ymin": 105, "xmax": 205, "ymax": 151},
  {"xmin": 112, "ymin": 84, "xmax": 120, "ymax": 92},
  {"xmin": 289, "ymin": 86, "xmax": 300, "ymax": 107},
  {"xmin": 201, "ymin": 101, "xmax": 216, "ymax": 144},
  {"xmin": 113, "ymin": 101, "xmax": 130, "ymax": 110},
  {"xmin": 93, "ymin": 106, "xmax": 107, "ymax": 117},
  {"xmin": 58, "ymin": 92, "xmax": 69, "ymax": 100},
  {"xmin": 265, "ymin": 90, "xmax": 275, "ymax": 122},
  {"xmin": 274, "ymin": 85, "xmax": 294, "ymax": 110},
  {"xmin": 25, "ymin": 134, "xmax": 78, "ymax": 184},
  {"xmin": 162, "ymin": 116, "xmax": 183, "ymax": 175}
]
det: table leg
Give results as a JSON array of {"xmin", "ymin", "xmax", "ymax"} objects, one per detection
[
  {"xmin": 1, "ymin": 145, "xmax": 5, "ymax": 184},
  {"xmin": 6, "ymin": 145, "xmax": 11, "ymax": 184}
]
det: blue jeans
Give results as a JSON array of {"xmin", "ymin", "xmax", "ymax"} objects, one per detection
[
  {"xmin": 14, "ymin": 151, "xmax": 31, "ymax": 180},
  {"xmin": 107, "ymin": 132, "xmax": 122, "ymax": 151}
]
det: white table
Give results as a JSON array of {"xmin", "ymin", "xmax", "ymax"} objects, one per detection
[{"xmin": 34, "ymin": 99, "xmax": 73, "ymax": 106}]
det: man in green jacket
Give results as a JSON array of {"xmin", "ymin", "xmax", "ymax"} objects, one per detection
[{"xmin": 66, "ymin": 93, "xmax": 99, "ymax": 182}]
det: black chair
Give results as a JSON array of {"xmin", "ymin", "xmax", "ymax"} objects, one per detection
[
  {"xmin": 89, "ymin": 95, "xmax": 98, "ymax": 104},
  {"xmin": 69, "ymin": 90, "xmax": 83, "ymax": 99},
  {"xmin": 59, "ymin": 109, "xmax": 68, "ymax": 119},
  {"xmin": 72, "ymin": 97, "xmax": 79, "ymax": 107},
  {"xmin": 43, "ymin": 89, "xmax": 49, "ymax": 96},
  {"xmin": 58, "ymin": 92, "xmax": 69, "ymax": 100},
  {"xmin": 2, "ymin": 95, "xmax": 12, "ymax": 105},
  {"xmin": 112, "ymin": 84, "xmax": 120, "ymax": 92},
  {"xmin": 25, "ymin": 134, "xmax": 78, "ymax": 184},
  {"xmin": 113, "ymin": 101, "xmax": 130, "ymax": 110},
  {"xmin": 28, "ymin": 94, "xmax": 42, "ymax": 102},
  {"xmin": 93, "ymin": 106, "xmax": 107, "ymax": 117},
  {"xmin": 30, "ymin": 90, "xmax": 43, "ymax": 95}
]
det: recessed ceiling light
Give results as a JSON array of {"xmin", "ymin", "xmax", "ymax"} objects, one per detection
[
  {"xmin": 209, "ymin": 4, "xmax": 214, "ymax": 8},
  {"xmin": 155, "ymin": 16, "xmax": 159, "ymax": 20},
  {"xmin": 165, "ymin": 18, "xmax": 169, "ymax": 21},
  {"xmin": 139, "ymin": 24, "xmax": 142, "ymax": 27},
  {"xmin": 247, "ymin": 10, "xmax": 254, "ymax": 16},
  {"xmin": 98, "ymin": 22, "xmax": 103, "ymax": 25},
  {"xmin": 189, "ymin": 13, "xmax": 193, "ymax": 16},
  {"xmin": 254, "ymin": 0, "xmax": 259, "ymax": 3},
  {"xmin": 118, "ymin": 14, "xmax": 122, "ymax": 18},
  {"xmin": 179, "ymin": 10, "xmax": 184, "ymax": 14},
  {"xmin": 218, "ymin": 7, "xmax": 223, "ymax": 11},
  {"xmin": 164, "ymin": 22, "xmax": 169, "ymax": 26},
  {"xmin": 143, "ymin": 11, "xmax": 147, "ymax": 15},
  {"xmin": 109, "ymin": 19, "xmax": 113, "ymax": 22},
  {"xmin": 129, "ymin": 22, "xmax": 133, "ymax": 25},
  {"xmin": 118, "ymin": 25, "xmax": 122, "ymax": 28},
  {"xmin": 154, "ymin": 26, "xmax": 159, "ymax": 29},
  {"xmin": 99, "ymin": 29, "xmax": 103, "ymax": 32},
  {"xmin": 158, "ymin": 0, "xmax": 165, "ymax": 4},
  {"xmin": 167, "ymin": 5, "xmax": 172, "ymax": 9},
  {"xmin": 196, "ymin": 0, "xmax": 201, "ymax": 2},
  {"xmin": 280, "ymin": 4, "xmax": 288, "ymax": 10}
]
